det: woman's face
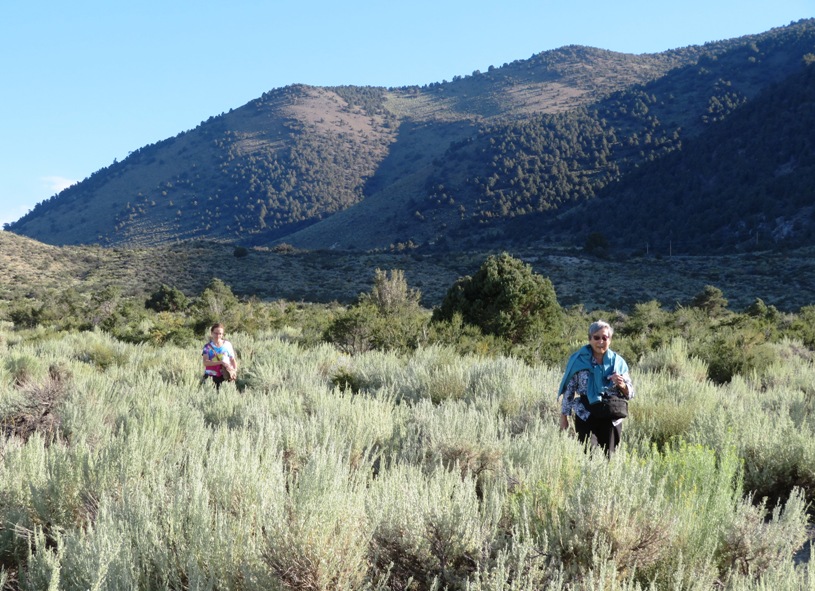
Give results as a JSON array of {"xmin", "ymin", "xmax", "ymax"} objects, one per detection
[
  {"xmin": 589, "ymin": 327, "xmax": 612, "ymax": 357},
  {"xmin": 211, "ymin": 327, "xmax": 225, "ymax": 344}
]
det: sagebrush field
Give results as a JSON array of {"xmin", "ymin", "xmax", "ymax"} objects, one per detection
[
  {"xmin": 1, "ymin": 321, "xmax": 814, "ymax": 590},
  {"xmin": 3, "ymin": 250, "xmax": 815, "ymax": 589}
]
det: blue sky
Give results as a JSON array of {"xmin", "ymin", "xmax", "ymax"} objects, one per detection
[{"xmin": 1, "ymin": 1, "xmax": 811, "ymax": 229}]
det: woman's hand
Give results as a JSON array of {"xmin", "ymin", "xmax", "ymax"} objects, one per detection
[
  {"xmin": 610, "ymin": 372, "xmax": 630, "ymax": 397},
  {"xmin": 559, "ymin": 414, "xmax": 570, "ymax": 431}
]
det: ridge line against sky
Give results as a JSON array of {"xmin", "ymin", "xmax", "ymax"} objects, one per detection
[{"xmin": 1, "ymin": 0, "xmax": 811, "ymax": 229}]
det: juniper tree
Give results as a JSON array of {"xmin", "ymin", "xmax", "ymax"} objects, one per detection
[{"xmin": 433, "ymin": 252, "xmax": 561, "ymax": 344}]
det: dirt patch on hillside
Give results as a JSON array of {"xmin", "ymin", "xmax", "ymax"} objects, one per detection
[{"xmin": 285, "ymin": 86, "xmax": 392, "ymax": 139}]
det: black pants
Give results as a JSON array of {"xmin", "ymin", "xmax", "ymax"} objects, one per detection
[
  {"xmin": 204, "ymin": 374, "xmax": 225, "ymax": 390},
  {"xmin": 575, "ymin": 414, "xmax": 622, "ymax": 457}
]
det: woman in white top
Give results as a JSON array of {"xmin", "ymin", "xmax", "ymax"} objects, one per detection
[{"xmin": 202, "ymin": 322, "xmax": 237, "ymax": 389}]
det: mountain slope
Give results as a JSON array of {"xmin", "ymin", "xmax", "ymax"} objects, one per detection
[
  {"xmin": 6, "ymin": 45, "xmax": 707, "ymax": 247},
  {"xmin": 567, "ymin": 60, "xmax": 815, "ymax": 255},
  {"xmin": 7, "ymin": 19, "xmax": 815, "ymax": 253}
]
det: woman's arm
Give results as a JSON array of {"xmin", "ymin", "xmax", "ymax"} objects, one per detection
[
  {"xmin": 559, "ymin": 373, "xmax": 580, "ymax": 431},
  {"xmin": 225, "ymin": 342, "xmax": 237, "ymax": 370},
  {"xmin": 610, "ymin": 372, "xmax": 635, "ymax": 399}
]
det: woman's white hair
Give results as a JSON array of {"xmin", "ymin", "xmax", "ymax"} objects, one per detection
[{"xmin": 588, "ymin": 320, "xmax": 613, "ymax": 340}]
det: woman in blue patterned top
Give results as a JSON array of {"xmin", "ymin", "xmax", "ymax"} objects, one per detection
[{"xmin": 558, "ymin": 320, "xmax": 635, "ymax": 456}]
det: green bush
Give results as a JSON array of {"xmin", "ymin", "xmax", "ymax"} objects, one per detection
[
  {"xmin": 690, "ymin": 284, "xmax": 730, "ymax": 317},
  {"xmin": 262, "ymin": 448, "xmax": 371, "ymax": 591},
  {"xmin": 4, "ymin": 353, "xmax": 46, "ymax": 386},
  {"xmin": 324, "ymin": 303, "xmax": 379, "ymax": 354},
  {"xmin": 785, "ymin": 304, "xmax": 815, "ymax": 348},
  {"xmin": 715, "ymin": 490, "xmax": 808, "ymax": 581},
  {"xmin": 324, "ymin": 270, "xmax": 429, "ymax": 354},
  {"xmin": 692, "ymin": 328, "xmax": 779, "ymax": 384},
  {"xmin": 77, "ymin": 340, "xmax": 130, "ymax": 371},
  {"xmin": 193, "ymin": 277, "xmax": 239, "ymax": 329},
  {"xmin": 427, "ymin": 312, "xmax": 500, "ymax": 357},
  {"xmin": 625, "ymin": 370, "xmax": 718, "ymax": 451},
  {"xmin": 145, "ymin": 284, "xmax": 188, "ymax": 313},
  {"xmin": 433, "ymin": 252, "xmax": 561, "ymax": 344},
  {"xmin": 8, "ymin": 303, "xmax": 43, "ymax": 330}
]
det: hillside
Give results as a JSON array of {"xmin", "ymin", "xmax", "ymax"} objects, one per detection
[
  {"xmin": 6, "ymin": 19, "xmax": 815, "ymax": 254},
  {"xmin": 567, "ymin": 60, "xmax": 815, "ymax": 254},
  {"xmin": 3, "ymin": 230, "xmax": 815, "ymax": 314}
]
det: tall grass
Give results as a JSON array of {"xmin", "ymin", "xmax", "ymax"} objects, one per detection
[{"xmin": 0, "ymin": 328, "xmax": 812, "ymax": 590}]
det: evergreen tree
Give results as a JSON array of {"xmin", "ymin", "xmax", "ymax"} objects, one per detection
[{"xmin": 433, "ymin": 252, "xmax": 561, "ymax": 343}]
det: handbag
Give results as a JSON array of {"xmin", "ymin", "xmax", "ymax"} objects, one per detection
[{"xmin": 582, "ymin": 393, "xmax": 628, "ymax": 420}]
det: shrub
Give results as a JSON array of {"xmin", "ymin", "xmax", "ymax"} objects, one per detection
[
  {"xmin": 433, "ymin": 252, "xmax": 561, "ymax": 344},
  {"xmin": 427, "ymin": 312, "xmax": 500, "ymax": 358},
  {"xmin": 361, "ymin": 268, "xmax": 421, "ymax": 315},
  {"xmin": 145, "ymin": 284, "xmax": 188, "ymax": 313},
  {"xmin": 1, "ymin": 372, "xmax": 66, "ymax": 444},
  {"xmin": 193, "ymin": 278, "xmax": 239, "ymax": 329},
  {"xmin": 715, "ymin": 490, "xmax": 808, "ymax": 581},
  {"xmin": 1, "ymin": 319, "xmax": 813, "ymax": 589},
  {"xmin": 692, "ymin": 328, "xmax": 778, "ymax": 384},
  {"xmin": 367, "ymin": 464, "xmax": 495, "ymax": 590},
  {"xmin": 690, "ymin": 284, "xmax": 729, "ymax": 317},
  {"xmin": 324, "ymin": 303, "xmax": 378, "ymax": 355},
  {"xmin": 262, "ymin": 448, "xmax": 371, "ymax": 591},
  {"xmin": 542, "ymin": 454, "xmax": 679, "ymax": 581},
  {"xmin": 148, "ymin": 312, "xmax": 197, "ymax": 346},
  {"xmin": 330, "ymin": 366, "xmax": 364, "ymax": 394},
  {"xmin": 584, "ymin": 231, "xmax": 610, "ymax": 258},
  {"xmin": 324, "ymin": 270, "xmax": 429, "ymax": 354},
  {"xmin": 8, "ymin": 303, "xmax": 43, "ymax": 330},
  {"xmin": 77, "ymin": 340, "xmax": 130, "ymax": 371},
  {"xmin": 785, "ymin": 304, "xmax": 815, "ymax": 348},
  {"xmin": 619, "ymin": 300, "xmax": 673, "ymax": 352},
  {"xmin": 637, "ymin": 338, "xmax": 708, "ymax": 381},
  {"xmin": 5, "ymin": 354, "xmax": 45, "ymax": 387},
  {"xmin": 625, "ymin": 371, "xmax": 718, "ymax": 451}
]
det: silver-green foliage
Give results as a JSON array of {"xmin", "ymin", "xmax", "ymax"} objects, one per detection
[{"xmin": 0, "ymin": 328, "xmax": 811, "ymax": 590}]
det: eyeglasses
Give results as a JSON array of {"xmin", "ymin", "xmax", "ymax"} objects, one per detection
[{"xmin": 592, "ymin": 335, "xmax": 611, "ymax": 341}]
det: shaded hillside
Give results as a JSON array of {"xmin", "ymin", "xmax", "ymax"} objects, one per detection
[
  {"xmin": 385, "ymin": 20, "xmax": 815, "ymax": 252},
  {"xmin": 7, "ymin": 85, "xmax": 399, "ymax": 246},
  {"xmin": 566, "ymin": 58, "xmax": 815, "ymax": 254},
  {"xmin": 7, "ymin": 20, "xmax": 815, "ymax": 253}
]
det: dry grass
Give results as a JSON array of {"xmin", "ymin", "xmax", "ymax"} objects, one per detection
[{"xmin": 1, "ymin": 364, "xmax": 69, "ymax": 444}]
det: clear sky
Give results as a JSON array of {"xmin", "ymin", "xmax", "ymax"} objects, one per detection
[{"xmin": 1, "ymin": 1, "xmax": 811, "ymax": 229}]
